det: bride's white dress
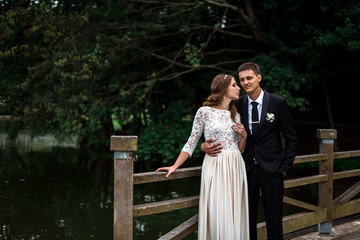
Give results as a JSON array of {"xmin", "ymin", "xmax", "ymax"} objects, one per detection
[{"xmin": 182, "ymin": 106, "xmax": 249, "ymax": 240}]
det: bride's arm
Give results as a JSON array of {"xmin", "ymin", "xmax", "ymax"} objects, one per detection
[
  {"xmin": 238, "ymin": 135, "xmax": 247, "ymax": 152},
  {"xmin": 155, "ymin": 151, "xmax": 190, "ymax": 178},
  {"xmin": 232, "ymin": 121, "xmax": 247, "ymax": 152},
  {"xmin": 155, "ymin": 108, "xmax": 204, "ymax": 177}
]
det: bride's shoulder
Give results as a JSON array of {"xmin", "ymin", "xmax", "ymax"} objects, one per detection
[
  {"xmin": 195, "ymin": 106, "xmax": 212, "ymax": 116},
  {"xmin": 197, "ymin": 106, "xmax": 211, "ymax": 112},
  {"xmin": 235, "ymin": 111, "xmax": 241, "ymax": 121}
]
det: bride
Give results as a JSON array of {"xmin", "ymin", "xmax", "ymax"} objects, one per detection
[{"xmin": 156, "ymin": 74, "xmax": 249, "ymax": 240}]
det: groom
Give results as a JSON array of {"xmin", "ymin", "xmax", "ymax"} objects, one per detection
[{"xmin": 202, "ymin": 62, "xmax": 298, "ymax": 240}]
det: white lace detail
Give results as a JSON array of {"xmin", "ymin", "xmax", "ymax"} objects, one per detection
[{"xmin": 182, "ymin": 106, "xmax": 241, "ymax": 156}]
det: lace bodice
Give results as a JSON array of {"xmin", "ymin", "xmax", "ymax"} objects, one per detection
[{"xmin": 182, "ymin": 106, "xmax": 241, "ymax": 156}]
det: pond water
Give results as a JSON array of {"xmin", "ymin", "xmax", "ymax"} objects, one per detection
[{"xmin": 1, "ymin": 131, "xmax": 359, "ymax": 240}]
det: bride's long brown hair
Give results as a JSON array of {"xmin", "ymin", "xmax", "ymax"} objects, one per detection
[{"xmin": 203, "ymin": 74, "xmax": 238, "ymax": 122}]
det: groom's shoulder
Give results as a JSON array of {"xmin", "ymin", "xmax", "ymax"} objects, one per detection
[
  {"xmin": 267, "ymin": 91, "xmax": 286, "ymax": 103},
  {"xmin": 235, "ymin": 96, "xmax": 245, "ymax": 111}
]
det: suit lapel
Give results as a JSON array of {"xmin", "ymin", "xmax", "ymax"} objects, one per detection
[
  {"xmin": 241, "ymin": 96, "xmax": 251, "ymax": 135},
  {"xmin": 259, "ymin": 91, "xmax": 269, "ymax": 131}
]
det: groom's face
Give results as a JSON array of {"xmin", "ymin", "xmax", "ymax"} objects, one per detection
[{"xmin": 238, "ymin": 69, "xmax": 261, "ymax": 94}]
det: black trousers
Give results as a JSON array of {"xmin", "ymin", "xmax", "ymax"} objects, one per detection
[{"xmin": 247, "ymin": 165, "xmax": 284, "ymax": 240}]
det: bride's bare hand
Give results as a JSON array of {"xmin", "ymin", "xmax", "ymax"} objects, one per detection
[
  {"xmin": 155, "ymin": 166, "xmax": 176, "ymax": 178},
  {"xmin": 232, "ymin": 122, "xmax": 247, "ymax": 138}
]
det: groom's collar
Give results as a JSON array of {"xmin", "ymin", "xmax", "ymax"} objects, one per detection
[{"xmin": 247, "ymin": 88, "xmax": 264, "ymax": 105}]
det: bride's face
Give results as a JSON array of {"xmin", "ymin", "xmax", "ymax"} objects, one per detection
[{"xmin": 226, "ymin": 77, "xmax": 241, "ymax": 100}]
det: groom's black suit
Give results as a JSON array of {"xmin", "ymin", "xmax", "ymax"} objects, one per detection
[{"xmin": 235, "ymin": 90, "xmax": 298, "ymax": 240}]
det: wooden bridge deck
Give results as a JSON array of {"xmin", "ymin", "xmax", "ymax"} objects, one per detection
[{"xmin": 284, "ymin": 214, "xmax": 360, "ymax": 240}]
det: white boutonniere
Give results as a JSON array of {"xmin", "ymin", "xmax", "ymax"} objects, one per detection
[{"xmin": 266, "ymin": 112, "xmax": 275, "ymax": 122}]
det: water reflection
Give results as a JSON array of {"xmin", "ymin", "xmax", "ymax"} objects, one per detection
[
  {"xmin": 0, "ymin": 131, "xmax": 78, "ymax": 152},
  {"xmin": 0, "ymin": 148, "xmax": 113, "ymax": 240},
  {"xmin": 0, "ymin": 147, "xmax": 202, "ymax": 240}
]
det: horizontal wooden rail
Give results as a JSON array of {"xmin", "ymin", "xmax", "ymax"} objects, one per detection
[
  {"xmin": 333, "ymin": 169, "xmax": 360, "ymax": 180},
  {"xmin": 333, "ymin": 198, "xmax": 360, "ymax": 219},
  {"xmin": 257, "ymin": 210, "xmax": 327, "ymax": 239},
  {"xmin": 134, "ymin": 166, "xmax": 201, "ymax": 185},
  {"xmin": 133, "ymin": 195, "xmax": 199, "ymax": 217},
  {"xmin": 284, "ymin": 174, "xmax": 328, "ymax": 189},
  {"xmin": 134, "ymin": 153, "xmax": 329, "ymax": 185},
  {"xmin": 293, "ymin": 153, "xmax": 327, "ymax": 164},
  {"xmin": 334, "ymin": 150, "xmax": 360, "ymax": 159}
]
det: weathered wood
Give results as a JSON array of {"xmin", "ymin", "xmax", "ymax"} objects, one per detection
[
  {"xmin": 110, "ymin": 135, "xmax": 138, "ymax": 151},
  {"xmin": 257, "ymin": 210, "xmax": 327, "ymax": 240},
  {"xmin": 283, "ymin": 196, "xmax": 321, "ymax": 212},
  {"xmin": 333, "ymin": 199, "xmax": 360, "ymax": 219},
  {"xmin": 283, "ymin": 210, "xmax": 327, "ymax": 235},
  {"xmin": 134, "ymin": 166, "xmax": 202, "ymax": 185},
  {"xmin": 114, "ymin": 157, "xmax": 134, "ymax": 240},
  {"xmin": 333, "ymin": 169, "xmax": 360, "ymax": 180},
  {"xmin": 158, "ymin": 214, "xmax": 198, "ymax": 240},
  {"xmin": 316, "ymin": 129, "xmax": 337, "ymax": 139},
  {"xmin": 293, "ymin": 153, "xmax": 328, "ymax": 164},
  {"xmin": 112, "ymin": 135, "xmax": 137, "ymax": 240},
  {"xmin": 333, "ymin": 180, "xmax": 360, "ymax": 207},
  {"xmin": 109, "ymin": 131, "xmax": 360, "ymax": 239},
  {"xmin": 284, "ymin": 174, "xmax": 327, "ymax": 189},
  {"xmin": 133, "ymin": 196, "xmax": 199, "ymax": 217},
  {"xmin": 334, "ymin": 150, "xmax": 360, "ymax": 159},
  {"xmin": 317, "ymin": 129, "xmax": 336, "ymax": 231}
]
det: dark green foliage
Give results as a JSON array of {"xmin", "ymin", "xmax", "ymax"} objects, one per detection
[
  {"xmin": 137, "ymin": 102, "xmax": 203, "ymax": 164},
  {"xmin": 1, "ymin": 0, "xmax": 359, "ymax": 160}
]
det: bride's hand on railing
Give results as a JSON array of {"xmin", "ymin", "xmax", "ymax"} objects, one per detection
[{"xmin": 155, "ymin": 166, "xmax": 176, "ymax": 178}]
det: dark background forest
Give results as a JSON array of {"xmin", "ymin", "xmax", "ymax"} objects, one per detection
[{"xmin": 1, "ymin": 0, "xmax": 360, "ymax": 166}]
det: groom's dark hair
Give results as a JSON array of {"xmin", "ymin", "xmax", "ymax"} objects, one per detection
[{"xmin": 237, "ymin": 62, "xmax": 261, "ymax": 76}]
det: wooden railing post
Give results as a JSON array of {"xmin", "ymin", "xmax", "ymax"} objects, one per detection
[
  {"xmin": 317, "ymin": 129, "xmax": 337, "ymax": 234},
  {"xmin": 110, "ymin": 136, "xmax": 138, "ymax": 240}
]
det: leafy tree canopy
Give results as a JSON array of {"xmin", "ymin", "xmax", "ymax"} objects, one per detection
[{"xmin": 1, "ymin": 0, "xmax": 359, "ymax": 162}]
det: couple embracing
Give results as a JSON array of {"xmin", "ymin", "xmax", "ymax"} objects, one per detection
[{"xmin": 156, "ymin": 62, "xmax": 298, "ymax": 240}]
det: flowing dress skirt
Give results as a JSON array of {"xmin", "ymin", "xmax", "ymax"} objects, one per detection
[{"xmin": 198, "ymin": 150, "xmax": 249, "ymax": 240}]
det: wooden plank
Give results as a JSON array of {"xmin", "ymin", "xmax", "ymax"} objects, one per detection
[
  {"xmin": 257, "ymin": 210, "xmax": 326, "ymax": 240},
  {"xmin": 333, "ymin": 181, "xmax": 360, "ymax": 207},
  {"xmin": 293, "ymin": 153, "xmax": 327, "ymax": 164},
  {"xmin": 134, "ymin": 166, "xmax": 202, "ymax": 185},
  {"xmin": 316, "ymin": 129, "xmax": 337, "ymax": 139},
  {"xmin": 110, "ymin": 135, "xmax": 138, "ymax": 151},
  {"xmin": 318, "ymin": 129, "xmax": 335, "ymax": 225},
  {"xmin": 283, "ymin": 196, "xmax": 320, "ymax": 212},
  {"xmin": 114, "ymin": 157, "xmax": 133, "ymax": 240},
  {"xmin": 283, "ymin": 210, "xmax": 327, "ymax": 235},
  {"xmin": 334, "ymin": 150, "xmax": 360, "ymax": 159},
  {"xmin": 284, "ymin": 174, "xmax": 327, "ymax": 189},
  {"xmin": 133, "ymin": 196, "xmax": 199, "ymax": 217},
  {"xmin": 158, "ymin": 214, "xmax": 198, "ymax": 240},
  {"xmin": 333, "ymin": 198, "xmax": 360, "ymax": 219},
  {"xmin": 334, "ymin": 169, "xmax": 360, "ymax": 180}
]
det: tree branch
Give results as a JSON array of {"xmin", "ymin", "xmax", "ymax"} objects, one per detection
[{"xmin": 203, "ymin": 0, "xmax": 262, "ymax": 43}]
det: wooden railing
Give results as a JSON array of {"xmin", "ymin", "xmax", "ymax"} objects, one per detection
[{"xmin": 110, "ymin": 129, "xmax": 360, "ymax": 240}]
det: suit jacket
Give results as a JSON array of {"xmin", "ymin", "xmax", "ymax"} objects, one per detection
[{"xmin": 235, "ymin": 90, "xmax": 298, "ymax": 176}]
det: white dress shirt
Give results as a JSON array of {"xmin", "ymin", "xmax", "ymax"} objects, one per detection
[{"xmin": 247, "ymin": 89, "xmax": 264, "ymax": 134}]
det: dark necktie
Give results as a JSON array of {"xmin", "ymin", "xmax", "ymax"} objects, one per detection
[{"xmin": 251, "ymin": 101, "xmax": 259, "ymax": 135}]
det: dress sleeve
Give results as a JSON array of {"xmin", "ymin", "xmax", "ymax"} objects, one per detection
[{"xmin": 181, "ymin": 108, "xmax": 205, "ymax": 156}]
